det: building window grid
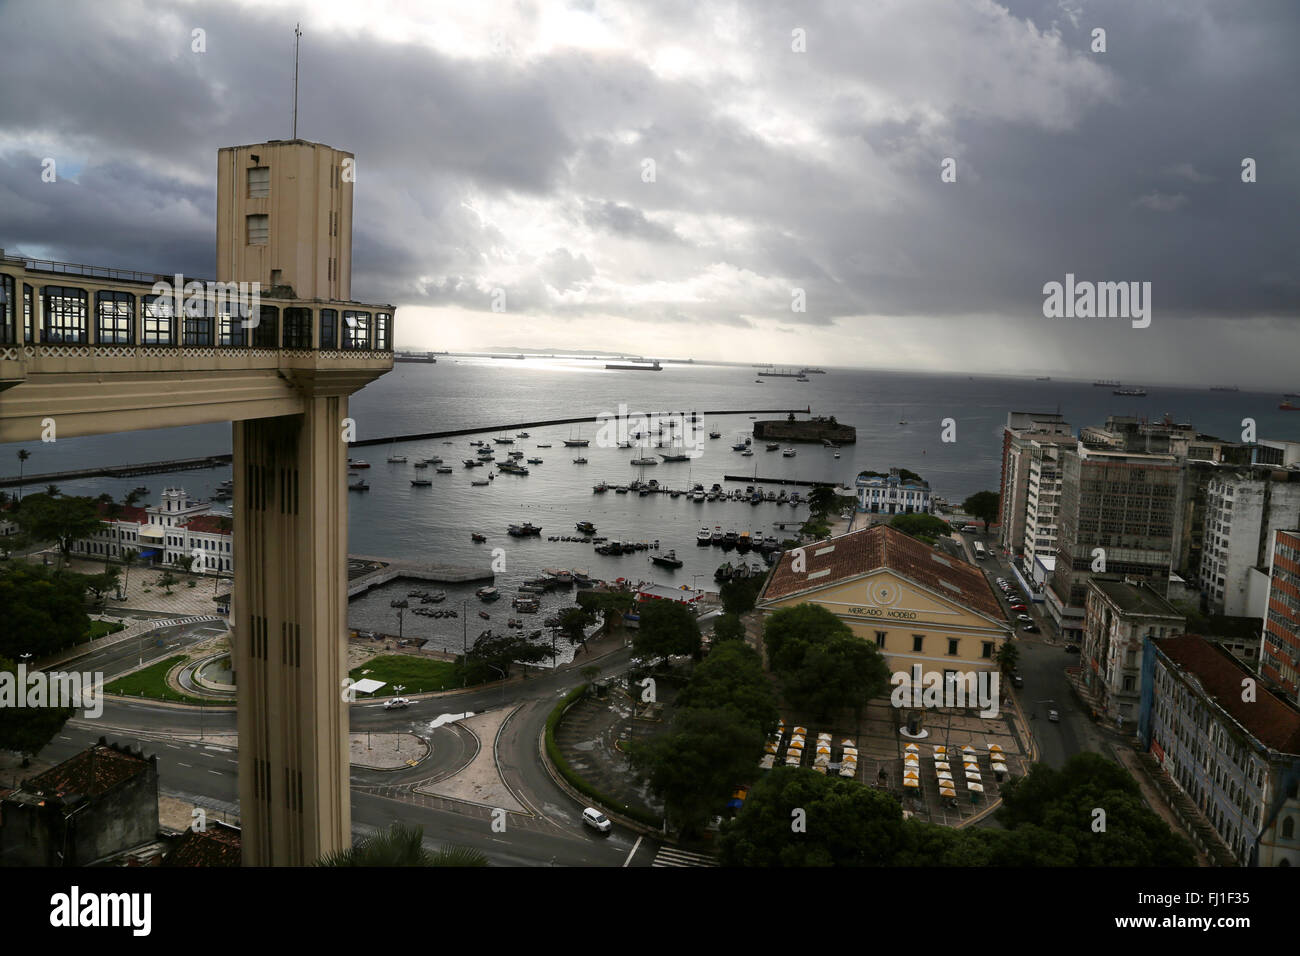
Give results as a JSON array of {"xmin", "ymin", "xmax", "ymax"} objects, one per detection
[
  {"xmin": 41, "ymin": 286, "xmax": 89, "ymax": 343},
  {"xmin": 95, "ymin": 290, "xmax": 134, "ymax": 345}
]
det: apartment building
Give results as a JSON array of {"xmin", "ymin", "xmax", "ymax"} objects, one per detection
[
  {"xmin": 1081, "ymin": 577, "xmax": 1185, "ymax": 725},
  {"xmin": 996, "ymin": 412, "xmax": 1073, "ymax": 557},
  {"xmin": 1198, "ymin": 471, "xmax": 1300, "ymax": 616},
  {"xmin": 1140, "ymin": 634, "xmax": 1300, "ymax": 866},
  {"xmin": 1260, "ymin": 529, "xmax": 1300, "ymax": 703}
]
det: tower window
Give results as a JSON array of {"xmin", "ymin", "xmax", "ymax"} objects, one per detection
[
  {"xmin": 247, "ymin": 166, "xmax": 270, "ymax": 198},
  {"xmin": 247, "ymin": 214, "xmax": 269, "ymax": 245}
]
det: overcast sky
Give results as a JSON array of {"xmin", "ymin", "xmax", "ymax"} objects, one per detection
[{"xmin": 1, "ymin": 0, "xmax": 1296, "ymax": 387}]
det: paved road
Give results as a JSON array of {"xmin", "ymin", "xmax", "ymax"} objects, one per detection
[
  {"xmin": 959, "ymin": 532, "xmax": 1117, "ymax": 768},
  {"xmin": 32, "ymin": 636, "xmax": 672, "ymax": 866}
]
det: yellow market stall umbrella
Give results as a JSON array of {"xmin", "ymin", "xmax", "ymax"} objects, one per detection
[{"xmin": 903, "ymin": 777, "xmax": 920, "ymax": 788}]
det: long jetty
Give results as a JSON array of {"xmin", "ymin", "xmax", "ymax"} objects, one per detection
[
  {"xmin": 350, "ymin": 407, "xmax": 811, "ymax": 447},
  {"xmin": 0, "ymin": 408, "xmax": 813, "ymax": 486},
  {"xmin": 0, "ymin": 455, "xmax": 231, "ymax": 488},
  {"xmin": 722, "ymin": 475, "xmax": 838, "ymax": 487}
]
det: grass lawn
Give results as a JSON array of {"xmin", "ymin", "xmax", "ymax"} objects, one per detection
[
  {"xmin": 87, "ymin": 620, "xmax": 126, "ymax": 640},
  {"xmin": 104, "ymin": 654, "xmax": 213, "ymax": 705},
  {"xmin": 349, "ymin": 655, "xmax": 461, "ymax": 695}
]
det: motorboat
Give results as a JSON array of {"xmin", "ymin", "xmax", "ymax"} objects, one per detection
[
  {"xmin": 631, "ymin": 457, "xmax": 658, "ymax": 466},
  {"xmin": 411, "ymin": 478, "xmax": 433, "ymax": 487},
  {"xmin": 593, "ymin": 481, "xmax": 609, "ymax": 493},
  {"xmin": 782, "ymin": 448, "xmax": 796, "ymax": 457},
  {"xmin": 527, "ymin": 457, "xmax": 543, "ymax": 464},
  {"xmin": 652, "ymin": 550, "xmax": 683, "ymax": 569},
  {"xmin": 709, "ymin": 430, "xmax": 721, "ymax": 439},
  {"xmin": 573, "ymin": 456, "xmax": 588, "ymax": 464},
  {"xmin": 507, "ymin": 522, "xmax": 543, "ymax": 537},
  {"xmin": 435, "ymin": 466, "xmax": 453, "ymax": 473},
  {"xmin": 493, "ymin": 435, "xmax": 515, "ymax": 444},
  {"xmin": 347, "ymin": 459, "xmax": 370, "ymax": 469},
  {"xmin": 766, "ymin": 442, "xmax": 780, "ymax": 451},
  {"xmin": 471, "ymin": 533, "xmax": 487, "ymax": 542},
  {"xmin": 536, "ymin": 443, "xmax": 552, "ymax": 448},
  {"xmin": 576, "ymin": 520, "xmax": 597, "ymax": 534},
  {"xmin": 471, "ymin": 479, "xmax": 490, "ymax": 486},
  {"xmin": 697, "ymin": 527, "xmax": 712, "ymax": 545},
  {"xmin": 477, "ymin": 586, "xmax": 501, "ymax": 601},
  {"xmin": 348, "ymin": 479, "xmax": 369, "ymax": 491}
]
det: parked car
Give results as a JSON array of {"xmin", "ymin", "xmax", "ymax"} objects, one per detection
[
  {"xmin": 1064, "ymin": 644, "xmax": 1081, "ymax": 654},
  {"xmin": 1048, "ymin": 709, "xmax": 1060, "ymax": 722},
  {"xmin": 1012, "ymin": 674, "xmax": 1024, "ymax": 688},
  {"xmin": 1020, "ymin": 622, "xmax": 1039, "ymax": 633},
  {"xmin": 582, "ymin": 807, "xmax": 612, "ymax": 833},
  {"xmin": 384, "ymin": 697, "xmax": 411, "ymax": 710},
  {"xmin": 1010, "ymin": 604, "xmax": 1028, "ymax": 612},
  {"xmin": 1017, "ymin": 613, "xmax": 1033, "ymax": 622}
]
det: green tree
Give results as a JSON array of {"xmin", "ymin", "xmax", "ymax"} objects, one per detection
[
  {"xmin": 633, "ymin": 598, "xmax": 701, "ymax": 661},
  {"xmin": 575, "ymin": 589, "xmax": 635, "ymax": 629},
  {"xmin": 158, "ymin": 570, "xmax": 178, "ymax": 594},
  {"xmin": 120, "ymin": 548, "xmax": 138, "ymax": 595},
  {"xmin": 636, "ymin": 706, "xmax": 765, "ymax": 836},
  {"xmin": 720, "ymin": 576, "xmax": 763, "ymax": 616},
  {"xmin": 0, "ymin": 563, "xmax": 91, "ymax": 660},
  {"xmin": 719, "ymin": 766, "xmax": 907, "ymax": 866},
  {"xmin": 457, "ymin": 629, "xmax": 551, "ymax": 685},
  {"xmin": 315, "ymin": 822, "xmax": 487, "ymax": 867},
  {"xmin": 711, "ymin": 612, "xmax": 746, "ymax": 643},
  {"xmin": 807, "ymin": 485, "xmax": 837, "ymax": 517},
  {"xmin": 996, "ymin": 641, "xmax": 1020, "ymax": 675},
  {"xmin": 997, "ymin": 753, "xmax": 1195, "ymax": 866},
  {"xmin": 764, "ymin": 604, "xmax": 891, "ymax": 720},
  {"xmin": 558, "ymin": 606, "xmax": 593, "ymax": 652},
  {"xmin": 15, "ymin": 449, "xmax": 30, "ymax": 501},
  {"xmin": 0, "ymin": 655, "xmax": 75, "ymax": 759},
  {"xmin": 83, "ymin": 567, "xmax": 121, "ymax": 608},
  {"xmin": 962, "ymin": 491, "xmax": 1000, "ymax": 532},
  {"xmin": 675, "ymin": 642, "xmax": 778, "ymax": 733},
  {"xmin": 12, "ymin": 493, "xmax": 103, "ymax": 570},
  {"xmin": 889, "ymin": 512, "xmax": 953, "ymax": 544}
]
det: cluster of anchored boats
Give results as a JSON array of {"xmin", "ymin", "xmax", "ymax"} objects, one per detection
[
  {"xmin": 696, "ymin": 526, "xmax": 785, "ymax": 555},
  {"xmin": 591, "ymin": 479, "xmax": 806, "ymax": 505}
]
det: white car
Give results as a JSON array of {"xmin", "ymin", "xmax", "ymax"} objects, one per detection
[
  {"xmin": 1048, "ymin": 710, "xmax": 1060, "ymax": 722},
  {"xmin": 384, "ymin": 697, "xmax": 411, "ymax": 710},
  {"xmin": 582, "ymin": 807, "xmax": 612, "ymax": 832},
  {"xmin": 1017, "ymin": 614, "xmax": 1033, "ymax": 622}
]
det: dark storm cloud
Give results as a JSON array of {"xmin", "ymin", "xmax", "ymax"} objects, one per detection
[{"xmin": 0, "ymin": 0, "xmax": 1295, "ymax": 382}]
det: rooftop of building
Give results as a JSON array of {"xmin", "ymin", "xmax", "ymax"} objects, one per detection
[
  {"xmin": 163, "ymin": 821, "xmax": 242, "ymax": 867},
  {"xmin": 1089, "ymin": 577, "xmax": 1184, "ymax": 618},
  {"xmin": 760, "ymin": 524, "xmax": 1003, "ymax": 619},
  {"xmin": 95, "ymin": 501, "xmax": 149, "ymax": 523},
  {"xmin": 182, "ymin": 514, "xmax": 231, "ymax": 535},
  {"xmin": 1155, "ymin": 634, "xmax": 1300, "ymax": 754},
  {"xmin": 219, "ymin": 138, "xmax": 352, "ymax": 155},
  {"xmin": 22, "ymin": 739, "xmax": 151, "ymax": 804}
]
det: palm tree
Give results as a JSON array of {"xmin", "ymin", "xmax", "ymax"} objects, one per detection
[
  {"xmin": 44, "ymin": 484, "xmax": 60, "ymax": 498},
  {"xmin": 16, "ymin": 449, "xmax": 30, "ymax": 501},
  {"xmin": 121, "ymin": 548, "xmax": 138, "ymax": 597},
  {"xmin": 315, "ymin": 823, "xmax": 488, "ymax": 867}
]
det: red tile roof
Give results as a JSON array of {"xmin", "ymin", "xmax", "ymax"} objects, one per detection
[
  {"xmin": 1156, "ymin": 634, "xmax": 1300, "ymax": 754},
  {"xmin": 26, "ymin": 741, "xmax": 150, "ymax": 801},
  {"xmin": 96, "ymin": 502, "xmax": 148, "ymax": 524},
  {"xmin": 182, "ymin": 515, "xmax": 231, "ymax": 535},
  {"xmin": 164, "ymin": 822, "xmax": 241, "ymax": 867},
  {"xmin": 760, "ymin": 524, "xmax": 1004, "ymax": 619}
]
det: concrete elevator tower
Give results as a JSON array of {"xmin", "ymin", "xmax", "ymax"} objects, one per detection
[
  {"xmin": 218, "ymin": 140, "xmax": 385, "ymax": 865},
  {"xmin": 0, "ymin": 137, "xmax": 393, "ymax": 866}
]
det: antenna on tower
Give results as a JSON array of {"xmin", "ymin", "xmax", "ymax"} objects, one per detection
[{"xmin": 292, "ymin": 23, "xmax": 302, "ymax": 140}]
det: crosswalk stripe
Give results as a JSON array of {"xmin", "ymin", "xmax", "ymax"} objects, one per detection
[{"xmin": 652, "ymin": 847, "xmax": 717, "ymax": 867}]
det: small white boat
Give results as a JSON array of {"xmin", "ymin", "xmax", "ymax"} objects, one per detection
[{"xmin": 782, "ymin": 448, "xmax": 796, "ymax": 457}]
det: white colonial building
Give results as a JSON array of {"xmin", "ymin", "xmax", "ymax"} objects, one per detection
[
  {"xmin": 73, "ymin": 487, "xmax": 232, "ymax": 573},
  {"xmin": 855, "ymin": 468, "xmax": 931, "ymax": 516}
]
